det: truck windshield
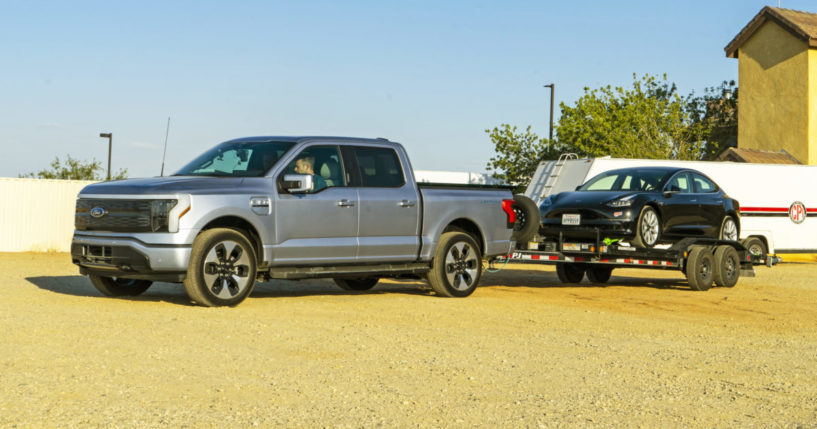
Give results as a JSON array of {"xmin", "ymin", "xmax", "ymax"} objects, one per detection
[
  {"xmin": 579, "ymin": 169, "xmax": 672, "ymax": 192},
  {"xmin": 174, "ymin": 141, "xmax": 295, "ymax": 177}
]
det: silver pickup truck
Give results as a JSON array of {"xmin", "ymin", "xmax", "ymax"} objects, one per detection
[{"xmin": 71, "ymin": 136, "xmax": 516, "ymax": 306}]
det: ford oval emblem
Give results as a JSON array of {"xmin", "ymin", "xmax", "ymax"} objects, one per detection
[{"xmin": 90, "ymin": 207, "xmax": 106, "ymax": 218}]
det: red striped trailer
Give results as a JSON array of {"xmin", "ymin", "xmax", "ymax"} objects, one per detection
[{"xmin": 497, "ymin": 237, "xmax": 760, "ymax": 291}]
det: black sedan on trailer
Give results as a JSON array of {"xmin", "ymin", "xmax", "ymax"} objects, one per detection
[{"xmin": 538, "ymin": 166, "xmax": 740, "ymax": 248}]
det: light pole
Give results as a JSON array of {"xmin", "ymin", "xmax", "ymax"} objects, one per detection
[
  {"xmin": 99, "ymin": 133, "xmax": 112, "ymax": 181},
  {"xmin": 543, "ymin": 84, "xmax": 555, "ymax": 142}
]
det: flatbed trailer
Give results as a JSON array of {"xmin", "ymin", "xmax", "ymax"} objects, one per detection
[{"xmin": 498, "ymin": 237, "xmax": 766, "ymax": 291}]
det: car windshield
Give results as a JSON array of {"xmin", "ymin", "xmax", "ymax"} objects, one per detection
[
  {"xmin": 174, "ymin": 141, "xmax": 295, "ymax": 177},
  {"xmin": 579, "ymin": 169, "xmax": 672, "ymax": 192}
]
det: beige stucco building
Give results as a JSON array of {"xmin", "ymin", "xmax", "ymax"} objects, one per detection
[{"xmin": 725, "ymin": 7, "xmax": 817, "ymax": 165}]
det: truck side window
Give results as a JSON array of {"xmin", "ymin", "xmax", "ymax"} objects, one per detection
[
  {"xmin": 352, "ymin": 147, "xmax": 405, "ymax": 187},
  {"xmin": 284, "ymin": 145, "xmax": 346, "ymax": 192}
]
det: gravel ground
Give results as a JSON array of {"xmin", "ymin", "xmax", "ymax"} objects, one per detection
[{"xmin": 1, "ymin": 252, "xmax": 816, "ymax": 427}]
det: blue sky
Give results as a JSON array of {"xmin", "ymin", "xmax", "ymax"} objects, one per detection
[{"xmin": 1, "ymin": 0, "xmax": 812, "ymax": 178}]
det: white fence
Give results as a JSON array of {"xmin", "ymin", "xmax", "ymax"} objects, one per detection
[
  {"xmin": 0, "ymin": 178, "xmax": 96, "ymax": 252},
  {"xmin": 0, "ymin": 171, "xmax": 498, "ymax": 253},
  {"xmin": 414, "ymin": 170, "xmax": 502, "ymax": 185}
]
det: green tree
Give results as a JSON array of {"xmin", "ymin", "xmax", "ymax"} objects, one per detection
[
  {"xmin": 485, "ymin": 124, "xmax": 562, "ymax": 188},
  {"xmin": 20, "ymin": 155, "xmax": 128, "ymax": 180},
  {"xmin": 556, "ymin": 73, "xmax": 707, "ymax": 160},
  {"xmin": 687, "ymin": 80, "xmax": 738, "ymax": 160}
]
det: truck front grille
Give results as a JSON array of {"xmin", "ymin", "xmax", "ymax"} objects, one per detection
[{"xmin": 75, "ymin": 199, "xmax": 152, "ymax": 232}]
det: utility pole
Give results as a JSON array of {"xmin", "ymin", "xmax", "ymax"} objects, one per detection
[
  {"xmin": 543, "ymin": 83, "xmax": 555, "ymax": 142},
  {"xmin": 99, "ymin": 132, "xmax": 112, "ymax": 181}
]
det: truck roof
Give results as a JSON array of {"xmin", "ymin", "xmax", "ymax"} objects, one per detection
[{"xmin": 225, "ymin": 136, "xmax": 395, "ymax": 145}]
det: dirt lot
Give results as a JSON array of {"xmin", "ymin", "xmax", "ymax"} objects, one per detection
[{"xmin": 1, "ymin": 253, "xmax": 816, "ymax": 427}]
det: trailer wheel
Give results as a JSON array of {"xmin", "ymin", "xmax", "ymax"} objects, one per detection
[
  {"xmin": 712, "ymin": 245, "xmax": 739, "ymax": 288},
  {"xmin": 585, "ymin": 266, "xmax": 613, "ymax": 284},
  {"xmin": 427, "ymin": 231, "xmax": 482, "ymax": 297},
  {"xmin": 183, "ymin": 228, "xmax": 257, "ymax": 307},
  {"xmin": 632, "ymin": 206, "xmax": 660, "ymax": 248},
  {"xmin": 89, "ymin": 275, "xmax": 152, "ymax": 297},
  {"xmin": 556, "ymin": 263, "xmax": 585, "ymax": 283},
  {"xmin": 685, "ymin": 245, "xmax": 714, "ymax": 291},
  {"xmin": 334, "ymin": 277, "xmax": 379, "ymax": 291},
  {"xmin": 741, "ymin": 237, "xmax": 767, "ymax": 262},
  {"xmin": 511, "ymin": 195, "xmax": 540, "ymax": 245}
]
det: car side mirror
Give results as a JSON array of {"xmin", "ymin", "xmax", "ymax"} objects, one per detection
[
  {"xmin": 282, "ymin": 174, "xmax": 313, "ymax": 193},
  {"xmin": 575, "ymin": 186, "xmax": 582, "ymax": 191},
  {"xmin": 663, "ymin": 190, "xmax": 678, "ymax": 198}
]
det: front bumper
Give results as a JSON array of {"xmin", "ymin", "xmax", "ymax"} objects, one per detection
[
  {"xmin": 539, "ymin": 218, "xmax": 636, "ymax": 240},
  {"xmin": 71, "ymin": 233, "xmax": 191, "ymax": 281}
]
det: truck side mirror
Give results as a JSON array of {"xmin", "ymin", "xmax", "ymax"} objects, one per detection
[{"xmin": 282, "ymin": 174, "xmax": 313, "ymax": 193}]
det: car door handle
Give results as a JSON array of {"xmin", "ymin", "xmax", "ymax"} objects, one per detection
[
  {"xmin": 398, "ymin": 200, "xmax": 416, "ymax": 207},
  {"xmin": 337, "ymin": 199, "xmax": 355, "ymax": 208}
]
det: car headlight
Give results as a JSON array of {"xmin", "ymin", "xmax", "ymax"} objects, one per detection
[
  {"xmin": 606, "ymin": 195, "xmax": 636, "ymax": 207},
  {"xmin": 540, "ymin": 195, "xmax": 554, "ymax": 208},
  {"xmin": 150, "ymin": 199, "xmax": 179, "ymax": 232}
]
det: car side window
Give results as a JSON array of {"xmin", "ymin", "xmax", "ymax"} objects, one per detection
[
  {"xmin": 283, "ymin": 145, "xmax": 346, "ymax": 193},
  {"xmin": 692, "ymin": 174, "xmax": 717, "ymax": 193},
  {"xmin": 666, "ymin": 172, "xmax": 691, "ymax": 193},
  {"xmin": 351, "ymin": 147, "xmax": 405, "ymax": 187}
]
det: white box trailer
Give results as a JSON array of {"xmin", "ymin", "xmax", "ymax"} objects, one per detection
[{"xmin": 524, "ymin": 156, "xmax": 817, "ymax": 255}]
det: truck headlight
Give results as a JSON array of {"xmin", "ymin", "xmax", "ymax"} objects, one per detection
[{"xmin": 150, "ymin": 200, "xmax": 178, "ymax": 232}]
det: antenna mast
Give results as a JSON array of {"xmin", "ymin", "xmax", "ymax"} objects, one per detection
[{"xmin": 160, "ymin": 117, "xmax": 171, "ymax": 176}]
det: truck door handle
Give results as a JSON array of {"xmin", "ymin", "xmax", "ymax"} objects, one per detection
[
  {"xmin": 337, "ymin": 199, "xmax": 355, "ymax": 208},
  {"xmin": 398, "ymin": 200, "xmax": 416, "ymax": 208}
]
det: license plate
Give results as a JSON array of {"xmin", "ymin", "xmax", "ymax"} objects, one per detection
[{"xmin": 562, "ymin": 214, "xmax": 580, "ymax": 225}]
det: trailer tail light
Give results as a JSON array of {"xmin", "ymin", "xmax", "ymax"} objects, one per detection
[{"xmin": 502, "ymin": 199, "xmax": 516, "ymax": 227}]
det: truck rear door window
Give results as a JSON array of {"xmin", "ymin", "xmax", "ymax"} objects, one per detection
[{"xmin": 352, "ymin": 147, "xmax": 405, "ymax": 187}]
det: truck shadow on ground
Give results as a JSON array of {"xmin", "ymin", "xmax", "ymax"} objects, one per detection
[
  {"xmin": 480, "ymin": 269, "xmax": 692, "ymax": 291},
  {"xmin": 25, "ymin": 276, "xmax": 432, "ymax": 306}
]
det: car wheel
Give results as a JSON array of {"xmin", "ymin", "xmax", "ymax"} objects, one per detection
[
  {"xmin": 632, "ymin": 206, "xmax": 660, "ymax": 248},
  {"xmin": 89, "ymin": 275, "xmax": 152, "ymax": 297},
  {"xmin": 427, "ymin": 231, "xmax": 482, "ymax": 297},
  {"xmin": 719, "ymin": 216, "xmax": 739, "ymax": 241},
  {"xmin": 712, "ymin": 245, "xmax": 739, "ymax": 288},
  {"xmin": 556, "ymin": 263, "xmax": 585, "ymax": 283},
  {"xmin": 585, "ymin": 266, "xmax": 613, "ymax": 283},
  {"xmin": 334, "ymin": 277, "xmax": 379, "ymax": 291},
  {"xmin": 685, "ymin": 245, "xmax": 714, "ymax": 291},
  {"xmin": 741, "ymin": 237, "xmax": 767, "ymax": 263},
  {"xmin": 511, "ymin": 194, "xmax": 540, "ymax": 245},
  {"xmin": 183, "ymin": 228, "xmax": 257, "ymax": 307}
]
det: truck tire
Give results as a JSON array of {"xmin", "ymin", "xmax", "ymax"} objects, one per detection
[
  {"xmin": 712, "ymin": 245, "xmax": 739, "ymax": 288},
  {"xmin": 183, "ymin": 228, "xmax": 257, "ymax": 307},
  {"xmin": 585, "ymin": 266, "xmax": 613, "ymax": 284},
  {"xmin": 741, "ymin": 237, "xmax": 767, "ymax": 262},
  {"xmin": 685, "ymin": 245, "xmax": 714, "ymax": 291},
  {"xmin": 631, "ymin": 206, "xmax": 660, "ymax": 248},
  {"xmin": 334, "ymin": 277, "xmax": 379, "ymax": 291},
  {"xmin": 89, "ymin": 275, "xmax": 152, "ymax": 297},
  {"xmin": 556, "ymin": 263, "xmax": 585, "ymax": 283},
  {"xmin": 427, "ymin": 231, "xmax": 482, "ymax": 297},
  {"xmin": 511, "ymin": 195, "xmax": 540, "ymax": 245}
]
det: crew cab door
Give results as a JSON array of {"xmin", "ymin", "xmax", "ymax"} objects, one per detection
[
  {"xmin": 272, "ymin": 145, "xmax": 359, "ymax": 265},
  {"xmin": 345, "ymin": 145, "xmax": 421, "ymax": 262}
]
